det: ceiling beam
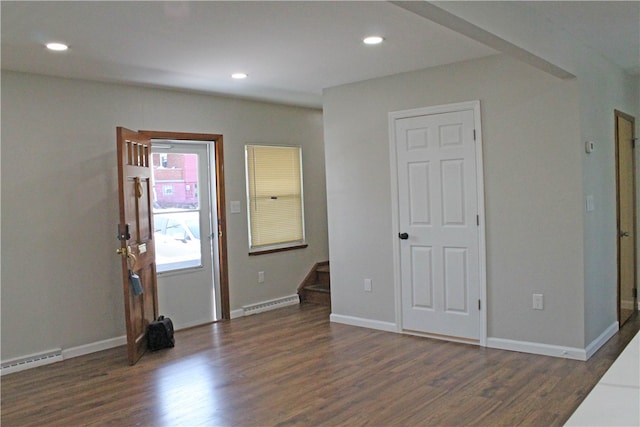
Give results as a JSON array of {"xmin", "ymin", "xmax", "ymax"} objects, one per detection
[{"xmin": 391, "ymin": 1, "xmax": 575, "ymax": 80}]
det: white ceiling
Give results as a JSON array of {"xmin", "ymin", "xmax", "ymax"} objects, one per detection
[
  {"xmin": 2, "ymin": 1, "xmax": 638, "ymax": 108},
  {"xmin": 526, "ymin": 1, "xmax": 640, "ymax": 76}
]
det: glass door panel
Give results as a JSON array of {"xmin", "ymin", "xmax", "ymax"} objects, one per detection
[{"xmin": 151, "ymin": 152, "xmax": 202, "ymax": 273}]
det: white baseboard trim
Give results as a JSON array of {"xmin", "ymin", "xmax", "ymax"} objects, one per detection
[
  {"xmin": 173, "ymin": 318, "xmax": 216, "ymax": 331},
  {"xmin": 487, "ymin": 337, "xmax": 587, "ymax": 361},
  {"xmin": 1, "ymin": 335, "xmax": 127, "ymax": 376},
  {"xmin": 62, "ymin": 336, "xmax": 126, "ymax": 361},
  {"xmin": 330, "ymin": 314, "xmax": 398, "ymax": 333},
  {"xmin": 585, "ymin": 321, "xmax": 619, "ymax": 360},
  {"xmin": 4, "ymin": 313, "xmax": 623, "ymax": 376},
  {"xmin": 486, "ymin": 321, "xmax": 619, "ymax": 361},
  {"xmin": 1, "ymin": 348, "xmax": 63, "ymax": 376},
  {"xmin": 230, "ymin": 308, "xmax": 244, "ymax": 319}
]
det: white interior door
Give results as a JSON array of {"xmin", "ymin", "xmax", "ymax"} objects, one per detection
[
  {"xmin": 152, "ymin": 142, "xmax": 220, "ymax": 329},
  {"xmin": 394, "ymin": 103, "xmax": 483, "ymax": 341}
]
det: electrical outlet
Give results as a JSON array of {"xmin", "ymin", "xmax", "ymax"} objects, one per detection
[
  {"xmin": 364, "ymin": 278, "xmax": 372, "ymax": 292},
  {"xmin": 258, "ymin": 271, "xmax": 265, "ymax": 283},
  {"xmin": 533, "ymin": 293, "xmax": 544, "ymax": 310}
]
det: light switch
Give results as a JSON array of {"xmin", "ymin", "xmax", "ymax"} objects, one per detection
[
  {"xmin": 533, "ymin": 294, "xmax": 544, "ymax": 310},
  {"xmin": 586, "ymin": 195, "xmax": 594, "ymax": 212},
  {"xmin": 230, "ymin": 200, "xmax": 241, "ymax": 214},
  {"xmin": 585, "ymin": 141, "xmax": 595, "ymax": 153}
]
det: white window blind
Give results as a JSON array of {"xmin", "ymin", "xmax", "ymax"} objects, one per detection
[{"xmin": 246, "ymin": 145, "xmax": 305, "ymax": 250}]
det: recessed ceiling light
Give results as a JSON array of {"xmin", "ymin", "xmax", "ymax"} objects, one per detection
[
  {"xmin": 363, "ymin": 36, "xmax": 384, "ymax": 45},
  {"xmin": 46, "ymin": 42, "xmax": 68, "ymax": 51},
  {"xmin": 231, "ymin": 73, "xmax": 248, "ymax": 79}
]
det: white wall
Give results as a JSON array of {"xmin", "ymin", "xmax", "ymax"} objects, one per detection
[
  {"xmin": 323, "ymin": 54, "xmax": 586, "ymax": 348},
  {"xmin": 1, "ymin": 72, "xmax": 328, "ymax": 361},
  {"xmin": 579, "ymin": 58, "xmax": 640, "ymax": 344},
  {"xmin": 429, "ymin": 0, "xmax": 640, "ymax": 348}
]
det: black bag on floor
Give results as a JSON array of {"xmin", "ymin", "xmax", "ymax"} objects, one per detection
[{"xmin": 147, "ymin": 315, "xmax": 175, "ymax": 351}]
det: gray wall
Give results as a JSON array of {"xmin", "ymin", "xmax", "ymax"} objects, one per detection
[
  {"xmin": 1, "ymin": 71, "xmax": 328, "ymax": 361},
  {"xmin": 579, "ymin": 56, "xmax": 640, "ymax": 344},
  {"xmin": 431, "ymin": 0, "xmax": 640, "ymax": 347},
  {"xmin": 323, "ymin": 54, "xmax": 588, "ymax": 348}
]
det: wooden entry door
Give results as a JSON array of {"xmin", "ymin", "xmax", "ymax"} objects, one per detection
[
  {"xmin": 615, "ymin": 110, "xmax": 637, "ymax": 326},
  {"xmin": 116, "ymin": 127, "xmax": 159, "ymax": 365},
  {"xmin": 393, "ymin": 102, "xmax": 484, "ymax": 341}
]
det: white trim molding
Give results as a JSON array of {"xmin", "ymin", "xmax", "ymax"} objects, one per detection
[
  {"xmin": 62, "ymin": 336, "xmax": 126, "ymax": 361},
  {"xmin": 330, "ymin": 314, "xmax": 398, "ymax": 333},
  {"xmin": 584, "ymin": 321, "xmax": 619, "ymax": 360},
  {"xmin": 230, "ymin": 308, "xmax": 245, "ymax": 319},
  {"xmin": 1, "ymin": 349, "xmax": 63, "ymax": 376},
  {"xmin": 487, "ymin": 321, "xmax": 618, "ymax": 362},
  {"xmin": 1, "ymin": 335, "xmax": 127, "ymax": 376},
  {"xmin": 487, "ymin": 337, "xmax": 587, "ymax": 361}
]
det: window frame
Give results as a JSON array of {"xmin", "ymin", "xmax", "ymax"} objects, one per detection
[
  {"xmin": 162, "ymin": 184, "xmax": 174, "ymax": 196},
  {"xmin": 245, "ymin": 144, "xmax": 307, "ymax": 254}
]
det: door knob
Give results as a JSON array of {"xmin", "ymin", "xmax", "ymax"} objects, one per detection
[
  {"xmin": 398, "ymin": 232, "xmax": 409, "ymax": 240},
  {"xmin": 620, "ymin": 231, "xmax": 630, "ymax": 237},
  {"xmin": 116, "ymin": 246, "xmax": 137, "ymax": 265}
]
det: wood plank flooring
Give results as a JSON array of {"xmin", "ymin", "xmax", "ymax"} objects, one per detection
[{"xmin": 2, "ymin": 304, "xmax": 639, "ymax": 427}]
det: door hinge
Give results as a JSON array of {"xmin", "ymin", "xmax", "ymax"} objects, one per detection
[
  {"xmin": 633, "ymin": 138, "xmax": 637, "ymax": 149},
  {"xmin": 476, "ymin": 215, "xmax": 480, "ymax": 226},
  {"xmin": 634, "ymin": 288, "xmax": 638, "ymax": 298},
  {"xmin": 473, "ymin": 129, "xmax": 477, "ymax": 141},
  {"xmin": 478, "ymin": 299, "xmax": 481, "ymax": 310}
]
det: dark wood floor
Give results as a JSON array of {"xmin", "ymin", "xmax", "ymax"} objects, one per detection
[{"xmin": 2, "ymin": 304, "xmax": 639, "ymax": 427}]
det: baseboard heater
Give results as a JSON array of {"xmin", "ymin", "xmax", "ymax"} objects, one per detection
[
  {"xmin": 1, "ymin": 349, "xmax": 63, "ymax": 376},
  {"xmin": 242, "ymin": 294, "xmax": 299, "ymax": 316}
]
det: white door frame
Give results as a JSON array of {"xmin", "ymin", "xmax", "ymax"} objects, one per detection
[{"xmin": 388, "ymin": 100, "xmax": 487, "ymax": 346}]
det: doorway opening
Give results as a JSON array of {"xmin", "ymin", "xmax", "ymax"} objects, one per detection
[
  {"xmin": 614, "ymin": 111, "xmax": 637, "ymax": 326},
  {"xmin": 142, "ymin": 130, "xmax": 229, "ymax": 325},
  {"xmin": 389, "ymin": 101, "xmax": 487, "ymax": 345}
]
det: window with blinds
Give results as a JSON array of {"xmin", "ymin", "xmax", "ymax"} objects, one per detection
[{"xmin": 245, "ymin": 145, "xmax": 305, "ymax": 252}]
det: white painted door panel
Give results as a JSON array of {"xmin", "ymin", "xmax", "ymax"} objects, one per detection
[{"xmin": 396, "ymin": 109, "xmax": 480, "ymax": 340}]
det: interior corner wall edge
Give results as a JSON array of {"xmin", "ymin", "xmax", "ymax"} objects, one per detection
[
  {"xmin": 580, "ymin": 56, "xmax": 640, "ymax": 345},
  {"xmin": 323, "ymin": 54, "xmax": 586, "ymax": 349}
]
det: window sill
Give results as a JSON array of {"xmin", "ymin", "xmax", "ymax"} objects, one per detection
[{"xmin": 248, "ymin": 244, "xmax": 308, "ymax": 256}]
